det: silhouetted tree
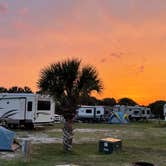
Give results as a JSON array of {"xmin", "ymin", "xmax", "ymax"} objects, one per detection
[
  {"xmin": 37, "ymin": 59, "xmax": 103, "ymax": 151},
  {"xmin": 0, "ymin": 87, "xmax": 8, "ymax": 93},
  {"xmin": 118, "ymin": 97, "xmax": 137, "ymax": 106},
  {"xmin": 148, "ymin": 100, "xmax": 166, "ymax": 119},
  {"xmin": 23, "ymin": 86, "xmax": 33, "ymax": 93},
  {"xmin": 8, "ymin": 86, "xmax": 24, "ymax": 93},
  {"xmin": 8, "ymin": 86, "xmax": 33, "ymax": 93},
  {"xmin": 101, "ymin": 98, "xmax": 116, "ymax": 106},
  {"xmin": 78, "ymin": 95, "xmax": 99, "ymax": 105}
]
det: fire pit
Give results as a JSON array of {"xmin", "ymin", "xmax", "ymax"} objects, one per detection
[{"xmin": 132, "ymin": 162, "xmax": 154, "ymax": 166}]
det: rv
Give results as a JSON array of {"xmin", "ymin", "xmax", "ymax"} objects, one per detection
[
  {"xmin": 112, "ymin": 105, "xmax": 152, "ymax": 120},
  {"xmin": 75, "ymin": 106, "xmax": 105, "ymax": 122},
  {"xmin": 0, "ymin": 93, "xmax": 55, "ymax": 128}
]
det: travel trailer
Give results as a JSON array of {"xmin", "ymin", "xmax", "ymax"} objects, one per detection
[
  {"xmin": 0, "ymin": 93, "xmax": 55, "ymax": 128},
  {"xmin": 75, "ymin": 106, "xmax": 105, "ymax": 122},
  {"xmin": 112, "ymin": 105, "xmax": 151, "ymax": 120}
]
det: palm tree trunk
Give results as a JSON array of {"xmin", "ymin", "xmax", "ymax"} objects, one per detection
[{"xmin": 63, "ymin": 119, "xmax": 73, "ymax": 152}]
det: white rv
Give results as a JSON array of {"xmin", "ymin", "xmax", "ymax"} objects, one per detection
[
  {"xmin": 0, "ymin": 93, "xmax": 55, "ymax": 128},
  {"xmin": 75, "ymin": 106, "xmax": 105, "ymax": 122},
  {"xmin": 112, "ymin": 105, "xmax": 151, "ymax": 120},
  {"xmin": 126, "ymin": 105, "xmax": 151, "ymax": 120}
]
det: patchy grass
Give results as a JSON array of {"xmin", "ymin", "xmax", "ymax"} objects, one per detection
[{"xmin": 0, "ymin": 121, "xmax": 166, "ymax": 166}]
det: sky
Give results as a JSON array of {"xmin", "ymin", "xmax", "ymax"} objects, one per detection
[{"xmin": 0, "ymin": 0, "xmax": 166, "ymax": 105}]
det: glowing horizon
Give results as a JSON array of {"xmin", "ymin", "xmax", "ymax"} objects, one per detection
[{"xmin": 1, "ymin": 0, "xmax": 166, "ymax": 105}]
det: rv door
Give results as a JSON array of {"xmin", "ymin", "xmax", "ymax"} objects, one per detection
[{"xmin": 34, "ymin": 99, "xmax": 54, "ymax": 123}]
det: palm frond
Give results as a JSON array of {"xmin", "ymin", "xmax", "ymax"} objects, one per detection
[{"xmin": 77, "ymin": 65, "xmax": 103, "ymax": 95}]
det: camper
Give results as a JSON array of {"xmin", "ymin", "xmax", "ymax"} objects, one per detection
[
  {"xmin": 75, "ymin": 106, "xmax": 105, "ymax": 122},
  {"xmin": 126, "ymin": 105, "xmax": 151, "ymax": 120},
  {"xmin": 0, "ymin": 93, "xmax": 55, "ymax": 128},
  {"xmin": 112, "ymin": 105, "xmax": 151, "ymax": 120}
]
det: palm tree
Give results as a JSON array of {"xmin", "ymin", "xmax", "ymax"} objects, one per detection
[{"xmin": 37, "ymin": 59, "xmax": 103, "ymax": 151}]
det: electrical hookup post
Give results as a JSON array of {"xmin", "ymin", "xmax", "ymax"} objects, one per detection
[{"xmin": 22, "ymin": 139, "xmax": 31, "ymax": 162}]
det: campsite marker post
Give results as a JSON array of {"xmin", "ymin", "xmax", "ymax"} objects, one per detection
[{"xmin": 22, "ymin": 139, "xmax": 31, "ymax": 162}]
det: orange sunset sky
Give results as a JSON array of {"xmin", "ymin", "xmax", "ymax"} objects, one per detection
[{"xmin": 0, "ymin": 0, "xmax": 166, "ymax": 105}]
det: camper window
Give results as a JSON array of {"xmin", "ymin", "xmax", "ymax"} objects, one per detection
[
  {"xmin": 134, "ymin": 111, "xmax": 139, "ymax": 114},
  {"xmin": 97, "ymin": 110, "xmax": 100, "ymax": 114},
  {"xmin": 28, "ymin": 101, "xmax": 33, "ymax": 111},
  {"xmin": 86, "ymin": 109, "xmax": 92, "ymax": 113},
  {"xmin": 37, "ymin": 101, "xmax": 51, "ymax": 111},
  {"xmin": 142, "ymin": 110, "xmax": 145, "ymax": 114}
]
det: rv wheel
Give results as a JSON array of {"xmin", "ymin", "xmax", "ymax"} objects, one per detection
[
  {"xmin": 0, "ymin": 120, "xmax": 8, "ymax": 128},
  {"xmin": 25, "ymin": 123, "xmax": 34, "ymax": 130},
  {"xmin": 8, "ymin": 124, "xmax": 17, "ymax": 129},
  {"xmin": 128, "ymin": 115, "xmax": 132, "ymax": 121}
]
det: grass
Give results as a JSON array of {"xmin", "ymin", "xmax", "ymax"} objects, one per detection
[{"xmin": 0, "ymin": 121, "xmax": 166, "ymax": 166}]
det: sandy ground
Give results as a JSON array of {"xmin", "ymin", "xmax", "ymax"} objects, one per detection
[
  {"xmin": 16, "ymin": 128, "xmax": 113, "ymax": 144},
  {"xmin": 0, "ymin": 149, "xmax": 22, "ymax": 160},
  {"xmin": 0, "ymin": 128, "xmax": 111, "ymax": 160},
  {"xmin": 18, "ymin": 133, "xmax": 62, "ymax": 144}
]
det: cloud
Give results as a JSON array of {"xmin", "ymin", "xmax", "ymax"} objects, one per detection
[
  {"xmin": 137, "ymin": 65, "xmax": 144, "ymax": 73},
  {"xmin": 100, "ymin": 58, "xmax": 107, "ymax": 63},
  {"xmin": 110, "ymin": 52, "xmax": 122, "ymax": 58},
  {"xmin": 0, "ymin": 3, "xmax": 8, "ymax": 14},
  {"xmin": 127, "ymin": 64, "xmax": 145, "ymax": 75}
]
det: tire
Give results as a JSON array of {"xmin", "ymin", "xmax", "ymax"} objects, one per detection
[
  {"xmin": 24, "ymin": 123, "xmax": 34, "ymax": 130},
  {"xmin": 0, "ymin": 120, "xmax": 8, "ymax": 128},
  {"xmin": 8, "ymin": 123, "xmax": 17, "ymax": 129}
]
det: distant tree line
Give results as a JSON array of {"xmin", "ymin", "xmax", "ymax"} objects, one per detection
[
  {"xmin": 0, "ymin": 86, "xmax": 33, "ymax": 93},
  {"xmin": 78, "ymin": 96, "xmax": 137, "ymax": 106}
]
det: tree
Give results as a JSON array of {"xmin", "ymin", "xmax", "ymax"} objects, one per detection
[
  {"xmin": 37, "ymin": 59, "xmax": 103, "ymax": 151},
  {"xmin": 0, "ymin": 87, "xmax": 8, "ymax": 93},
  {"xmin": 8, "ymin": 86, "xmax": 33, "ymax": 93},
  {"xmin": 78, "ymin": 95, "xmax": 99, "ymax": 105},
  {"xmin": 8, "ymin": 86, "xmax": 24, "ymax": 93},
  {"xmin": 148, "ymin": 100, "xmax": 166, "ymax": 119},
  {"xmin": 101, "ymin": 98, "xmax": 116, "ymax": 106},
  {"xmin": 118, "ymin": 97, "xmax": 137, "ymax": 106},
  {"xmin": 23, "ymin": 86, "xmax": 33, "ymax": 93}
]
